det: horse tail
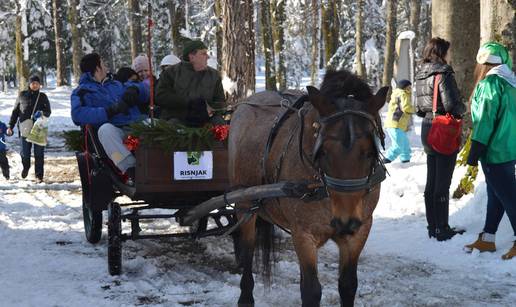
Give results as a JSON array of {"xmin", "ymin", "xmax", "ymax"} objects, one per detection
[{"xmin": 255, "ymin": 216, "xmax": 277, "ymax": 287}]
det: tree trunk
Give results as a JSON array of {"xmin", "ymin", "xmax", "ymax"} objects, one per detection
[
  {"xmin": 382, "ymin": 0, "xmax": 397, "ymax": 87},
  {"xmin": 128, "ymin": 0, "xmax": 143, "ymax": 59},
  {"xmin": 271, "ymin": 0, "xmax": 287, "ymax": 91},
  {"xmin": 52, "ymin": 0, "xmax": 67, "ymax": 86},
  {"xmin": 310, "ymin": 0, "xmax": 320, "ymax": 85},
  {"xmin": 432, "ymin": 0, "xmax": 480, "ymax": 98},
  {"xmin": 221, "ymin": 0, "xmax": 255, "ymax": 105},
  {"xmin": 354, "ymin": 0, "xmax": 366, "ymax": 78},
  {"xmin": 168, "ymin": 0, "xmax": 186, "ymax": 57},
  {"xmin": 15, "ymin": 3, "xmax": 28, "ymax": 91},
  {"xmin": 68, "ymin": 0, "xmax": 82, "ymax": 84},
  {"xmin": 409, "ymin": 0, "xmax": 421, "ymax": 53},
  {"xmin": 322, "ymin": 0, "xmax": 340, "ymax": 69},
  {"xmin": 214, "ymin": 0, "xmax": 223, "ymax": 71},
  {"xmin": 480, "ymin": 0, "xmax": 515, "ymax": 71},
  {"xmin": 260, "ymin": 0, "xmax": 277, "ymax": 91}
]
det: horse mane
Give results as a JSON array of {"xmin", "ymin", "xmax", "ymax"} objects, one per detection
[{"xmin": 319, "ymin": 70, "xmax": 373, "ymax": 103}]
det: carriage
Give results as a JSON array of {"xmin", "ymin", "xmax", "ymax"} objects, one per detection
[{"xmin": 75, "ymin": 124, "xmax": 238, "ymax": 275}]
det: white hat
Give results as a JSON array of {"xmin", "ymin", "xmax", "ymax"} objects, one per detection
[{"xmin": 160, "ymin": 54, "xmax": 181, "ymax": 67}]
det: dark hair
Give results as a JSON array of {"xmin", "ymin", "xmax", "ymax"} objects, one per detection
[
  {"xmin": 422, "ymin": 37, "xmax": 450, "ymax": 64},
  {"xmin": 29, "ymin": 75, "xmax": 41, "ymax": 84},
  {"xmin": 80, "ymin": 53, "xmax": 102, "ymax": 74},
  {"xmin": 114, "ymin": 67, "xmax": 138, "ymax": 83}
]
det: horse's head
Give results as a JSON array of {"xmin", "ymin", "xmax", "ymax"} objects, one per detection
[{"xmin": 307, "ymin": 70, "xmax": 388, "ymax": 236}]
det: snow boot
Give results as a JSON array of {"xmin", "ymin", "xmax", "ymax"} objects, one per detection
[
  {"xmin": 424, "ymin": 193, "xmax": 436, "ymax": 238},
  {"xmin": 502, "ymin": 242, "xmax": 516, "ymax": 260},
  {"xmin": 464, "ymin": 233, "xmax": 496, "ymax": 253}
]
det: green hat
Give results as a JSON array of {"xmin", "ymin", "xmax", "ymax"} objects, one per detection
[
  {"xmin": 476, "ymin": 42, "xmax": 512, "ymax": 70},
  {"xmin": 182, "ymin": 40, "xmax": 208, "ymax": 61}
]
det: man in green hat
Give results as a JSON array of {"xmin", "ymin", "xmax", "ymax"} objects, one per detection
[{"xmin": 156, "ymin": 39, "xmax": 226, "ymax": 126}]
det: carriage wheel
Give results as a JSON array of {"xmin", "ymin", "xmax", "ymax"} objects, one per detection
[
  {"xmin": 108, "ymin": 202, "xmax": 122, "ymax": 276},
  {"xmin": 80, "ymin": 169, "xmax": 103, "ymax": 244}
]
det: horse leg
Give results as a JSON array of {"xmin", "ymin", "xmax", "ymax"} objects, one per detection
[
  {"xmin": 335, "ymin": 218, "xmax": 373, "ymax": 307},
  {"xmin": 238, "ymin": 213, "xmax": 257, "ymax": 307},
  {"xmin": 293, "ymin": 235, "xmax": 322, "ymax": 307}
]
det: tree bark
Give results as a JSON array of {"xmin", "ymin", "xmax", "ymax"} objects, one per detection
[
  {"xmin": 271, "ymin": 0, "xmax": 287, "ymax": 90},
  {"xmin": 480, "ymin": 0, "xmax": 515, "ymax": 71},
  {"xmin": 382, "ymin": 0, "xmax": 397, "ymax": 87},
  {"xmin": 128, "ymin": 0, "xmax": 143, "ymax": 59},
  {"xmin": 214, "ymin": 0, "xmax": 223, "ymax": 71},
  {"xmin": 260, "ymin": 0, "xmax": 277, "ymax": 91},
  {"xmin": 432, "ymin": 0, "xmax": 480, "ymax": 98},
  {"xmin": 15, "ymin": 2, "xmax": 28, "ymax": 91},
  {"xmin": 408, "ymin": 0, "xmax": 421, "ymax": 53},
  {"xmin": 321, "ymin": 0, "xmax": 340, "ymax": 69},
  {"xmin": 68, "ymin": 0, "xmax": 82, "ymax": 84},
  {"xmin": 310, "ymin": 0, "xmax": 320, "ymax": 84},
  {"xmin": 354, "ymin": 0, "xmax": 366, "ymax": 78},
  {"xmin": 221, "ymin": 0, "xmax": 255, "ymax": 105},
  {"xmin": 52, "ymin": 0, "xmax": 67, "ymax": 86},
  {"xmin": 168, "ymin": 0, "xmax": 186, "ymax": 57}
]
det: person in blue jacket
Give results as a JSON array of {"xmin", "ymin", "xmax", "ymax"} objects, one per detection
[
  {"xmin": 71, "ymin": 53, "xmax": 149, "ymax": 183},
  {"xmin": 0, "ymin": 120, "xmax": 10, "ymax": 180}
]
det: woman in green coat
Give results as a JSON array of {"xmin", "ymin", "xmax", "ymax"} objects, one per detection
[{"xmin": 464, "ymin": 42, "xmax": 516, "ymax": 260}]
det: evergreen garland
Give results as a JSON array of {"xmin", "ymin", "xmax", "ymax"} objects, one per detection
[
  {"xmin": 452, "ymin": 133, "xmax": 478, "ymax": 199},
  {"xmin": 128, "ymin": 120, "xmax": 214, "ymax": 152}
]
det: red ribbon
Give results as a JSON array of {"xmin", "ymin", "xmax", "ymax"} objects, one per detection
[
  {"xmin": 210, "ymin": 125, "xmax": 230, "ymax": 141},
  {"xmin": 123, "ymin": 135, "xmax": 140, "ymax": 151}
]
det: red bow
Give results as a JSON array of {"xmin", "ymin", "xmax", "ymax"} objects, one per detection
[
  {"xmin": 123, "ymin": 135, "xmax": 140, "ymax": 151},
  {"xmin": 210, "ymin": 125, "xmax": 230, "ymax": 141}
]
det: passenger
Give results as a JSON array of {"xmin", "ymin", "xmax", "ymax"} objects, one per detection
[
  {"xmin": 383, "ymin": 79, "xmax": 415, "ymax": 164},
  {"xmin": 132, "ymin": 54, "xmax": 153, "ymax": 86},
  {"xmin": 464, "ymin": 42, "xmax": 516, "ymax": 260},
  {"xmin": 159, "ymin": 54, "xmax": 181, "ymax": 75},
  {"xmin": 114, "ymin": 67, "xmax": 139, "ymax": 83},
  {"xmin": 156, "ymin": 39, "xmax": 226, "ymax": 126},
  {"xmin": 71, "ymin": 53, "xmax": 149, "ymax": 184},
  {"xmin": 6, "ymin": 75, "xmax": 51, "ymax": 182}
]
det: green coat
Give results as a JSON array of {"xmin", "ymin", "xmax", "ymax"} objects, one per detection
[
  {"xmin": 471, "ymin": 73, "xmax": 516, "ymax": 164},
  {"xmin": 155, "ymin": 61, "xmax": 226, "ymax": 121},
  {"xmin": 385, "ymin": 88, "xmax": 415, "ymax": 131}
]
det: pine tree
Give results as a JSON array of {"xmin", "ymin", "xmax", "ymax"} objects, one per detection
[
  {"xmin": 354, "ymin": 0, "xmax": 366, "ymax": 79},
  {"xmin": 260, "ymin": 0, "xmax": 277, "ymax": 91},
  {"xmin": 52, "ymin": 0, "xmax": 67, "ymax": 86},
  {"xmin": 382, "ymin": 0, "xmax": 397, "ymax": 88},
  {"xmin": 67, "ymin": 0, "xmax": 81, "ymax": 84},
  {"xmin": 128, "ymin": 0, "xmax": 143, "ymax": 60}
]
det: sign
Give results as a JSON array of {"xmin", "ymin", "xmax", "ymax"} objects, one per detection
[{"xmin": 173, "ymin": 151, "xmax": 213, "ymax": 180}]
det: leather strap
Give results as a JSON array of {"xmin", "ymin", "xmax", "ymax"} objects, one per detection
[{"xmin": 432, "ymin": 74, "xmax": 441, "ymax": 116}]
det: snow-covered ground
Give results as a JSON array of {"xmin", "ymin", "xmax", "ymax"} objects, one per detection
[{"xmin": 0, "ymin": 84, "xmax": 515, "ymax": 307}]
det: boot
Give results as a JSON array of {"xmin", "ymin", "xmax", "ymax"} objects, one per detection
[
  {"xmin": 441, "ymin": 196, "xmax": 466, "ymax": 235},
  {"xmin": 435, "ymin": 226, "xmax": 458, "ymax": 241},
  {"xmin": 502, "ymin": 242, "xmax": 516, "ymax": 260},
  {"xmin": 464, "ymin": 233, "xmax": 496, "ymax": 253},
  {"xmin": 21, "ymin": 158, "xmax": 30, "ymax": 179}
]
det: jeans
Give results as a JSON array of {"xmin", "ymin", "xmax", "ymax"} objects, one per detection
[
  {"xmin": 385, "ymin": 127, "xmax": 411, "ymax": 162},
  {"xmin": 482, "ymin": 160, "xmax": 516, "ymax": 236},
  {"xmin": 0, "ymin": 150, "xmax": 9, "ymax": 178},
  {"xmin": 21, "ymin": 137, "xmax": 45, "ymax": 178}
]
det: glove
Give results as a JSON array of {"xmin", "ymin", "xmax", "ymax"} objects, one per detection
[
  {"xmin": 105, "ymin": 101, "xmax": 130, "ymax": 119},
  {"xmin": 185, "ymin": 98, "xmax": 210, "ymax": 127},
  {"xmin": 122, "ymin": 86, "xmax": 140, "ymax": 107},
  {"xmin": 33, "ymin": 111, "xmax": 42, "ymax": 120},
  {"xmin": 466, "ymin": 140, "xmax": 487, "ymax": 166}
]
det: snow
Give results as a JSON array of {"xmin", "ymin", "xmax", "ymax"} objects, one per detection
[{"xmin": 0, "ymin": 83, "xmax": 515, "ymax": 307}]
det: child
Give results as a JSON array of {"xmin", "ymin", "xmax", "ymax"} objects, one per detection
[
  {"xmin": 0, "ymin": 120, "xmax": 10, "ymax": 180},
  {"xmin": 383, "ymin": 79, "xmax": 415, "ymax": 163}
]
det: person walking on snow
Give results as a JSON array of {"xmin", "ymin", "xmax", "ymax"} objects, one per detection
[
  {"xmin": 463, "ymin": 42, "xmax": 516, "ymax": 260},
  {"xmin": 383, "ymin": 79, "xmax": 415, "ymax": 164},
  {"xmin": 0, "ymin": 120, "xmax": 10, "ymax": 180}
]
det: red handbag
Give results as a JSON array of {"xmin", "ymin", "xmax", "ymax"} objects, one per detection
[{"xmin": 427, "ymin": 74, "xmax": 462, "ymax": 155}]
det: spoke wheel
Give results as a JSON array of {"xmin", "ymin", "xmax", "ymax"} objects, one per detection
[
  {"xmin": 80, "ymin": 165, "xmax": 102, "ymax": 244},
  {"xmin": 108, "ymin": 202, "xmax": 122, "ymax": 276}
]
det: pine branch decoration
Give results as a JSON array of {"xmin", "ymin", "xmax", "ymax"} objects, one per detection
[{"xmin": 452, "ymin": 132, "xmax": 479, "ymax": 199}]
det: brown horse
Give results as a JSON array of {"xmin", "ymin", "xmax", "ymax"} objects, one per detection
[{"xmin": 228, "ymin": 70, "xmax": 388, "ymax": 307}]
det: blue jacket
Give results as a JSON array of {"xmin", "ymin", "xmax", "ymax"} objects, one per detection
[
  {"xmin": 0, "ymin": 121, "xmax": 7, "ymax": 151},
  {"xmin": 71, "ymin": 73, "xmax": 149, "ymax": 127}
]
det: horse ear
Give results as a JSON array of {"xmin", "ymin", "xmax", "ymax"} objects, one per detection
[
  {"xmin": 306, "ymin": 86, "xmax": 334, "ymax": 116},
  {"xmin": 368, "ymin": 86, "xmax": 389, "ymax": 113}
]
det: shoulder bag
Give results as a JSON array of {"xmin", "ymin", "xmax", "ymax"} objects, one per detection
[{"xmin": 19, "ymin": 92, "xmax": 41, "ymax": 138}]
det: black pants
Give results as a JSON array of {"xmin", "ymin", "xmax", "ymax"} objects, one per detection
[
  {"xmin": 424, "ymin": 153, "xmax": 457, "ymax": 229},
  {"xmin": 0, "ymin": 150, "xmax": 9, "ymax": 178},
  {"xmin": 21, "ymin": 137, "xmax": 45, "ymax": 179}
]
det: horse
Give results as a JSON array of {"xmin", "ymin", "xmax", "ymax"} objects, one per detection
[{"xmin": 228, "ymin": 70, "xmax": 389, "ymax": 307}]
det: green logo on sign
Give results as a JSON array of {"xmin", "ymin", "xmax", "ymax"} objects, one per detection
[{"xmin": 187, "ymin": 151, "xmax": 201, "ymax": 165}]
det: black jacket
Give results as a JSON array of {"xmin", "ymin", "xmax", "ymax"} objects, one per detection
[
  {"xmin": 9, "ymin": 89, "xmax": 51, "ymax": 129},
  {"xmin": 415, "ymin": 62, "xmax": 465, "ymax": 155}
]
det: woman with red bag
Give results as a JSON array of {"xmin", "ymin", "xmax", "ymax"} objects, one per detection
[
  {"xmin": 415, "ymin": 37, "xmax": 466, "ymax": 241},
  {"xmin": 464, "ymin": 42, "xmax": 516, "ymax": 260}
]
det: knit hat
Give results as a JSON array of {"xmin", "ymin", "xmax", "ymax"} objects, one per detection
[
  {"xmin": 132, "ymin": 54, "xmax": 150, "ymax": 73},
  {"xmin": 160, "ymin": 54, "xmax": 181, "ymax": 67},
  {"xmin": 397, "ymin": 79, "xmax": 411, "ymax": 89},
  {"xmin": 182, "ymin": 40, "xmax": 208, "ymax": 61},
  {"xmin": 476, "ymin": 42, "xmax": 512, "ymax": 70},
  {"xmin": 29, "ymin": 75, "xmax": 41, "ymax": 84}
]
